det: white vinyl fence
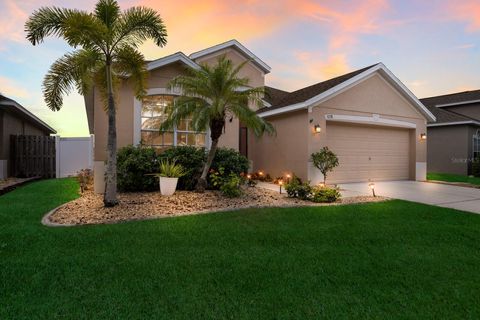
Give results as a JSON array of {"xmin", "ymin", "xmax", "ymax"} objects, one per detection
[{"xmin": 55, "ymin": 136, "xmax": 93, "ymax": 178}]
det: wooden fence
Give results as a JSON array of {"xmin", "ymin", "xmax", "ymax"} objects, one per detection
[{"xmin": 10, "ymin": 135, "xmax": 56, "ymax": 178}]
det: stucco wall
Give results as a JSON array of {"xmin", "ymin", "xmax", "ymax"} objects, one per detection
[
  {"xmin": 309, "ymin": 73, "xmax": 427, "ymax": 183},
  {"xmin": 249, "ymin": 110, "xmax": 309, "ymax": 180},
  {"xmin": 193, "ymin": 48, "xmax": 265, "ymax": 91},
  {"xmin": 427, "ymin": 125, "xmax": 470, "ymax": 175}
]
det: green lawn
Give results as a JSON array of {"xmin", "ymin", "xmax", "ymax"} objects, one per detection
[
  {"xmin": 2, "ymin": 179, "xmax": 480, "ymax": 319},
  {"xmin": 427, "ymin": 172, "xmax": 480, "ymax": 186}
]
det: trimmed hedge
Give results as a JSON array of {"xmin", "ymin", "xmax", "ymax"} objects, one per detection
[
  {"xmin": 117, "ymin": 145, "xmax": 159, "ymax": 192},
  {"xmin": 117, "ymin": 145, "xmax": 250, "ymax": 192}
]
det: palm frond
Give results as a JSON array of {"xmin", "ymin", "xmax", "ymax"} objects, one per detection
[
  {"xmin": 25, "ymin": 7, "xmax": 108, "ymax": 50},
  {"xmin": 42, "ymin": 49, "xmax": 102, "ymax": 111},
  {"xmin": 114, "ymin": 45, "xmax": 147, "ymax": 99},
  {"xmin": 94, "ymin": 0, "xmax": 120, "ymax": 29},
  {"xmin": 113, "ymin": 6, "xmax": 167, "ymax": 49}
]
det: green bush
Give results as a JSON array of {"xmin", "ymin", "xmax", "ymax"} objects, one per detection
[
  {"xmin": 158, "ymin": 146, "xmax": 205, "ymax": 190},
  {"xmin": 285, "ymin": 176, "xmax": 312, "ymax": 200},
  {"xmin": 210, "ymin": 167, "xmax": 244, "ymax": 197},
  {"xmin": 211, "ymin": 148, "xmax": 250, "ymax": 175},
  {"xmin": 310, "ymin": 186, "xmax": 341, "ymax": 203},
  {"xmin": 117, "ymin": 145, "xmax": 159, "ymax": 192}
]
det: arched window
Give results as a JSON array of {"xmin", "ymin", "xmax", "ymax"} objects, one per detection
[
  {"xmin": 473, "ymin": 129, "xmax": 480, "ymax": 160},
  {"xmin": 140, "ymin": 95, "xmax": 206, "ymax": 150}
]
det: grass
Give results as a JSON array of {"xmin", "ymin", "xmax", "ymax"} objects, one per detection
[
  {"xmin": 427, "ymin": 172, "xmax": 480, "ymax": 186},
  {"xmin": 1, "ymin": 179, "xmax": 480, "ymax": 319}
]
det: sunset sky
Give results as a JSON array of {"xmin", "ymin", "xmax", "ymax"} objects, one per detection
[{"xmin": 1, "ymin": 0, "xmax": 480, "ymax": 136}]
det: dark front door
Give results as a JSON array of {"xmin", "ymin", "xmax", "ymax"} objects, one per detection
[{"xmin": 239, "ymin": 126, "xmax": 248, "ymax": 157}]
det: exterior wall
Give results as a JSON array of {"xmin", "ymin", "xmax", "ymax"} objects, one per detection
[
  {"xmin": 249, "ymin": 110, "xmax": 309, "ymax": 180},
  {"xmin": 308, "ymin": 73, "xmax": 428, "ymax": 183},
  {"xmin": 427, "ymin": 125, "xmax": 469, "ymax": 175},
  {"xmin": 193, "ymin": 48, "xmax": 267, "ymax": 150},
  {"xmin": 0, "ymin": 110, "xmax": 50, "ymax": 177},
  {"xmin": 193, "ymin": 48, "xmax": 265, "ymax": 90},
  {"xmin": 442, "ymin": 103, "xmax": 480, "ymax": 121}
]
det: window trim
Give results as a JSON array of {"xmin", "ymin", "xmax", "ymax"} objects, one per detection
[{"xmin": 138, "ymin": 92, "xmax": 208, "ymax": 148}]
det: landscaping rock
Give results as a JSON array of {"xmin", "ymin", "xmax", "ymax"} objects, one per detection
[{"xmin": 48, "ymin": 187, "xmax": 386, "ymax": 226}]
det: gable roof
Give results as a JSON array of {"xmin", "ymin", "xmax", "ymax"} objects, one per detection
[
  {"xmin": 258, "ymin": 65, "xmax": 376, "ymax": 114},
  {"xmin": 264, "ymin": 86, "xmax": 290, "ymax": 106},
  {"xmin": 257, "ymin": 63, "xmax": 436, "ymax": 122},
  {"xmin": 420, "ymin": 92, "xmax": 480, "ymax": 127},
  {"xmin": 421, "ymin": 89, "xmax": 480, "ymax": 108},
  {"xmin": 147, "ymin": 52, "xmax": 200, "ymax": 71},
  {"xmin": 0, "ymin": 95, "xmax": 56, "ymax": 134},
  {"xmin": 189, "ymin": 39, "xmax": 271, "ymax": 74}
]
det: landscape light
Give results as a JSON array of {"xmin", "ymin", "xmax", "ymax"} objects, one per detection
[
  {"xmin": 368, "ymin": 182, "xmax": 376, "ymax": 197},
  {"xmin": 279, "ymin": 180, "xmax": 284, "ymax": 194}
]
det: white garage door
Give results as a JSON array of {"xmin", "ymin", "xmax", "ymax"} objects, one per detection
[{"xmin": 326, "ymin": 122, "xmax": 411, "ymax": 183}]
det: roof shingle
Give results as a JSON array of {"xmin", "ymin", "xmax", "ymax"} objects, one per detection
[{"xmin": 258, "ymin": 64, "xmax": 379, "ymax": 114}]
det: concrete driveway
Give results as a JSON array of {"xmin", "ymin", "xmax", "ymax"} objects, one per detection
[{"xmin": 339, "ymin": 181, "xmax": 480, "ymax": 214}]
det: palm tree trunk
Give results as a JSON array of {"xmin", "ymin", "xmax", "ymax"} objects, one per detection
[
  {"xmin": 196, "ymin": 138, "xmax": 218, "ymax": 192},
  {"xmin": 103, "ymin": 62, "xmax": 119, "ymax": 207}
]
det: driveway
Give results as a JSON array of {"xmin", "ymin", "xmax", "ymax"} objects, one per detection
[{"xmin": 339, "ymin": 181, "xmax": 480, "ymax": 214}]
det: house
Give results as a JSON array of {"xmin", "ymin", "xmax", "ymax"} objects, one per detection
[
  {"xmin": 85, "ymin": 40, "xmax": 435, "ymax": 192},
  {"xmin": 0, "ymin": 94, "xmax": 56, "ymax": 179},
  {"xmin": 421, "ymin": 91, "xmax": 480, "ymax": 175}
]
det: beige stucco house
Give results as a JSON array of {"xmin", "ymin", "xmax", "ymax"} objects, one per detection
[{"xmin": 85, "ymin": 40, "xmax": 436, "ymax": 192}]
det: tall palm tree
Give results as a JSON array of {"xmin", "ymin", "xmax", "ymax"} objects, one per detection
[
  {"xmin": 25, "ymin": 0, "xmax": 167, "ymax": 206},
  {"xmin": 161, "ymin": 55, "xmax": 275, "ymax": 192}
]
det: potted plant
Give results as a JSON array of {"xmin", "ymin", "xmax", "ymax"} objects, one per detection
[{"xmin": 148, "ymin": 160, "xmax": 187, "ymax": 196}]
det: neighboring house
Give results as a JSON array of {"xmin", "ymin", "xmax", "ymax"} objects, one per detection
[
  {"xmin": 421, "ymin": 91, "xmax": 480, "ymax": 175},
  {"xmin": 0, "ymin": 94, "xmax": 56, "ymax": 179},
  {"xmin": 85, "ymin": 40, "xmax": 435, "ymax": 192}
]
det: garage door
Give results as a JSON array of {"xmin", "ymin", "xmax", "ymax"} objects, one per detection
[{"xmin": 326, "ymin": 122, "xmax": 411, "ymax": 183}]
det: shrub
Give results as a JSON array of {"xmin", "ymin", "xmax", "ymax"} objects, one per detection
[
  {"xmin": 310, "ymin": 186, "xmax": 341, "ymax": 203},
  {"xmin": 76, "ymin": 168, "xmax": 93, "ymax": 193},
  {"xmin": 285, "ymin": 176, "xmax": 311, "ymax": 200},
  {"xmin": 210, "ymin": 167, "xmax": 244, "ymax": 197},
  {"xmin": 158, "ymin": 146, "xmax": 205, "ymax": 190},
  {"xmin": 117, "ymin": 145, "xmax": 159, "ymax": 192},
  {"xmin": 311, "ymin": 147, "xmax": 339, "ymax": 185},
  {"xmin": 211, "ymin": 148, "xmax": 249, "ymax": 175}
]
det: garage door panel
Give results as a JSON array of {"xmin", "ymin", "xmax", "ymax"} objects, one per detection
[{"xmin": 326, "ymin": 123, "xmax": 410, "ymax": 183}]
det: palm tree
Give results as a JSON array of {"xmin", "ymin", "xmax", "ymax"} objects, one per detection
[
  {"xmin": 161, "ymin": 55, "xmax": 275, "ymax": 192},
  {"xmin": 25, "ymin": 0, "xmax": 167, "ymax": 206}
]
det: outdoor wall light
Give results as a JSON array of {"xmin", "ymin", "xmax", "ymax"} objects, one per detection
[
  {"xmin": 368, "ymin": 182, "xmax": 376, "ymax": 197},
  {"xmin": 420, "ymin": 133, "xmax": 427, "ymax": 140},
  {"xmin": 314, "ymin": 124, "xmax": 322, "ymax": 133},
  {"xmin": 285, "ymin": 173, "xmax": 291, "ymax": 183}
]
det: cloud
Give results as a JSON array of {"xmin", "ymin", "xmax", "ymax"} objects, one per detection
[
  {"xmin": 0, "ymin": 76, "xmax": 29, "ymax": 99},
  {"xmin": 447, "ymin": 0, "xmax": 480, "ymax": 31}
]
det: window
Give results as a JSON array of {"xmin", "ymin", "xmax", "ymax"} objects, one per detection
[
  {"xmin": 140, "ymin": 95, "xmax": 206, "ymax": 150},
  {"xmin": 474, "ymin": 129, "xmax": 480, "ymax": 160}
]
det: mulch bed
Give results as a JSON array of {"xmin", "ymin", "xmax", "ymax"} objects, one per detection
[{"xmin": 47, "ymin": 187, "xmax": 387, "ymax": 226}]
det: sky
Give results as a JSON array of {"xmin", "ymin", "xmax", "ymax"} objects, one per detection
[{"xmin": 1, "ymin": 0, "xmax": 480, "ymax": 136}]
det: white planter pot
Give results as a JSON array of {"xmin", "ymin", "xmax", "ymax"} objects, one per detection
[{"xmin": 159, "ymin": 177, "xmax": 179, "ymax": 196}]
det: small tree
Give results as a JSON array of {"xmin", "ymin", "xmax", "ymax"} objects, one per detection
[{"xmin": 311, "ymin": 147, "xmax": 339, "ymax": 185}]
